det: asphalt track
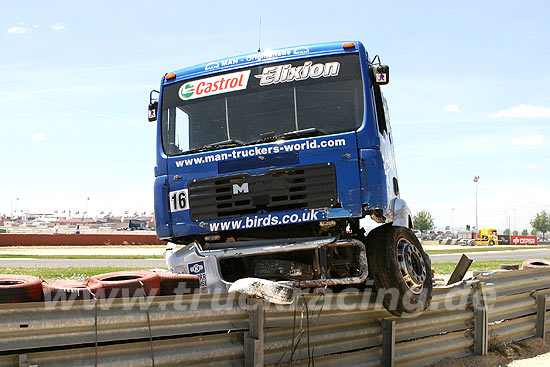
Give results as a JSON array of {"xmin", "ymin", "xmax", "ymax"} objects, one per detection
[{"xmin": 0, "ymin": 248, "xmax": 549, "ymax": 268}]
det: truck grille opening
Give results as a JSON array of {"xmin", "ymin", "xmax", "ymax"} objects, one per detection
[{"xmin": 188, "ymin": 163, "xmax": 337, "ymax": 221}]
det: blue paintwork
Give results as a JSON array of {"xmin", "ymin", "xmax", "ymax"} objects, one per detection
[
  {"xmin": 153, "ymin": 176, "xmax": 172, "ymax": 238},
  {"xmin": 153, "ymin": 41, "xmax": 400, "ymax": 240},
  {"xmin": 164, "ymin": 42, "xmax": 362, "ymax": 85}
]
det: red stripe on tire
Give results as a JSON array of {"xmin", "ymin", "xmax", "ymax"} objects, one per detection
[
  {"xmin": 90, "ymin": 271, "xmax": 161, "ymax": 298},
  {"xmin": 0, "ymin": 274, "xmax": 43, "ymax": 303}
]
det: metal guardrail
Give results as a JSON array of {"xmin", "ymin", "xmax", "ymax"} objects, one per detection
[
  {"xmin": 0, "ymin": 294, "xmax": 248, "ymax": 352},
  {"xmin": 0, "ymin": 268, "xmax": 549, "ymax": 366},
  {"xmin": 476, "ymin": 267, "xmax": 550, "ymax": 297},
  {"xmin": 0, "ymin": 333, "xmax": 245, "ymax": 367}
]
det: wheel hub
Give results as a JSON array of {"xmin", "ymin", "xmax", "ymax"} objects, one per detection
[{"xmin": 396, "ymin": 238, "xmax": 427, "ymax": 294}]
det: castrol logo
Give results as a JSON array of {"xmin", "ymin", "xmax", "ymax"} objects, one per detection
[{"xmin": 179, "ymin": 70, "xmax": 251, "ymax": 101}]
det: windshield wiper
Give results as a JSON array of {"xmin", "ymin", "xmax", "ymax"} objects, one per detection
[
  {"xmin": 280, "ymin": 128, "xmax": 327, "ymax": 140},
  {"xmin": 185, "ymin": 138, "xmax": 245, "ymax": 154},
  {"xmin": 247, "ymin": 128, "xmax": 328, "ymax": 146}
]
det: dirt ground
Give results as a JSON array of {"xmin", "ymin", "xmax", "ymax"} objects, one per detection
[{"xmin": 431, "ymin": 333, "xmax": 550, "ymax": 367}]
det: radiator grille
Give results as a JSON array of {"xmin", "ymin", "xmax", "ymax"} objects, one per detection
[{"xmin": 188, "ymin": 163, "xmax": 337, "ymax": 221}]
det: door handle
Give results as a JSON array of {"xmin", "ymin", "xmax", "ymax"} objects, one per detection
[{"xmin": 174, "ymin": 175, "xmax": 182, "ymax": 180}]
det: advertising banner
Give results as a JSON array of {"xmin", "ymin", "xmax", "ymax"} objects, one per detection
[
  {"xmin": 510, "ymin": 235, "xmax": 538, "ymax": 246},
  {"xmin": 498, "ymin": 235, "xmax": 510, "ymax": 245}
]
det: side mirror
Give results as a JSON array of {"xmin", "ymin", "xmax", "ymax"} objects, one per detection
[
  {"xmin": 370, "ymin": 64, "xmax": 389, "ymax": 85},
  {"xmin": 148, "ymin": 90, "xmax": 159, "ymax": 122},
  {"xmin": 369, "ymin": 55, "xmax": 389, "ymax": 85}
]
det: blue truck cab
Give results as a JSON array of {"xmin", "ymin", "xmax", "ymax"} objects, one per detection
[{"xmin": 149, "ymin": 41, "xmax": 431, "ymax": 315}]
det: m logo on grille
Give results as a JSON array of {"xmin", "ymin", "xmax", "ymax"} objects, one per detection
[{"xmin": 232, "ymin": 183, "xmax": 249, "ymax": 195}]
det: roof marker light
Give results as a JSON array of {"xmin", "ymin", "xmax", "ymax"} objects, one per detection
[
  {"xmin": 166, "ymin": 73, "xmax": 176, "ymax": 80},
  {"xmin": 343, "ymin": 42, "xmax": 356, "ymax": 49}
]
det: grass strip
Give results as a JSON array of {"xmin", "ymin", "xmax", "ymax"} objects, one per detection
[
  {"xmin": 0, "ymin": 267, "xmax": 146, "ymax": 280},
  {"xmin": 432, "ymin": 259, "xmax": 550, "ymax": 274},
  {"xmin": 3, "ymin": 259, "xmax": 548, "ymax": 279},
  {"xmin": 0, "ymin": 254, "xmax": 163, "ymax": 259},
  {"xmin": 0, "ymin": 248, "xmax": 544, "ymax": 258},
  {"xmin": 426, "ymin": 246, "xmax": 549, "ymax": 255}
]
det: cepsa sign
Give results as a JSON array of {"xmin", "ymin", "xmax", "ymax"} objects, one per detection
[{"xmin": 510, "ymin": 235, "xmax": 538, "ymax": 246}]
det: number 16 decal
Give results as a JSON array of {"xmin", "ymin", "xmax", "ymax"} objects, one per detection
[{"xmin": 170, "ymin": 189, "xmax": 189, "ymax": 212}]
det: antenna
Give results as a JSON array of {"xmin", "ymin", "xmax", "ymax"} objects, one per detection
[{"xmin": 257, "ymin": 18, "xmax": 262, "ymax": 52}]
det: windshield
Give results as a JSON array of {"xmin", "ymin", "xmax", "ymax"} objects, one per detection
[{"xmin": 161, "ymin": 53, "xmax": 364, "ymax": 156}]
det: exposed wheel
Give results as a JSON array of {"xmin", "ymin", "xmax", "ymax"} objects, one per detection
[
  {"xmin": 90, "ymin": 271, "xmax": 161, "ymax": 298},
  {"xmin": 367, "ymin": 224, "xmax": 432, "ymax": 316},
  {"xmin": 42, "ymin": 279, "xmax": 103, "ymax": 301},
  {"xmin": 489, "ymin": 240, "xmax": 495, "ymax": 246},
  {"xmin": 0, "ymin": 274, "xmax": 43, "ymax": 303}
]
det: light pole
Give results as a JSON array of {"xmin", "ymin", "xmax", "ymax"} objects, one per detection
[
  {"xmin": 86, "ymin": 197, "xmax": 90, "ymax": 219},
  {"xmin": 513, "ymin": 208, "xmax": 516, "ymax": 234},
  {"xmin": 16, "ymin": 198, "xmax": 19, "ymax": 219},
  {"xmin": 504, "ymin": 210, "xmax": 507, "ymax": 234},
  {"xmin": 473, "ymin": 176, "xmax": 479, "ymax": 233},
  {"xmin": 451, "ymin": 208, "xmax": 455, "ymax": 234}
]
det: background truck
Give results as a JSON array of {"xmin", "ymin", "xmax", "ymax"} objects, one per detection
[
  {"xmin": 457, "ymin": 230, "xmax": 477, "ymax": 246},
  {"xmin": 475, "ymin": 228, "xmax": 498, "ymax": 246},
  {"xmin": 117, "ymin": 218, "xmax": 149, "ymax": 231},
  {"xmin": 149, "ymin": 41, "xmax": 432, "ymax": 315}
]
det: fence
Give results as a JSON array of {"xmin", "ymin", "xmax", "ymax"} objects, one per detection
[
  {"xmin": 437, "ymin": 239, "xmax": 463, "ymax": 245},
  {"xmin": 0, "ymin": 268, "xmax": 549, "ymax": 366}
]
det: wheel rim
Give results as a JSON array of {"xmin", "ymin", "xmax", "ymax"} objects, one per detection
[{"xmin": 396, "ymin": 238, "xmax": 427, "ymax": 294}]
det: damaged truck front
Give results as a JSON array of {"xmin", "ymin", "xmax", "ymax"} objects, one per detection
[{"xmin": 149, "ymin": 41, "xmax": 432, "ymax": 315}]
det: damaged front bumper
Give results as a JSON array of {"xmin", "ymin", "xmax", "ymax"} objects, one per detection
[{"xmin": 165, "ymin": 237, "xmax": 368, "ymax": 293}]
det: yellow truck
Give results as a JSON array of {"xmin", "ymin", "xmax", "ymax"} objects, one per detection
[{"xmin": 475, "ymin": 228, "xmax": 499, "ymax": 246}]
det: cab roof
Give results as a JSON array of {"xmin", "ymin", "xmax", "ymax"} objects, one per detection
[{"xmin": 163, "ymin": 41, "xmax": 365, "ymax": 84}]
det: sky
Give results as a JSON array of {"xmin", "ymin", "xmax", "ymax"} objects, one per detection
[{"xmin": 1, "ymin": 0, "xmax": 548, "ymax": 232}]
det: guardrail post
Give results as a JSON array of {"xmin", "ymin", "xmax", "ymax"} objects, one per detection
[
  {"xmin": 245, "ymin": 297, "xmax": 264, "ymax": 367},
  {"xmin": 382, "ymin": 319, "xmax": 395, "ymax": 367},
  {"xmin": 536, "ymin": 294, "xmax": 548, "ymax": 339},
  {"xmin": 18, "ymin": 354, "xmax": 37, "ymax": 367},
  {"xmin": 18, "ymin": 354, "xmax": 28, "ymax": 367},
  {"xmin": 474, "ymin": 283, "xmax": 488, "ymax": 355}
]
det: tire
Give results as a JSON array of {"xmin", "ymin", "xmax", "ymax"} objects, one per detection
[
  {"xmin": 522, "ymin": 259, "xmax": 550, "ymax": 270},
  {"xmin": 0, "ymin": 274, "xmax": 43, "ymax": 303},
  {"xmin": 42, "ymin": 279, "xmax": 103, "ymax": 301},
  {"xmin": 90, "ymin": 271, "xmax": 161, "ymax": 298},
  {"xmin": 155, "ymin": 272, "xmax": 200, "ymax": 295},
  {"xmin": 489, "ymin": 240, "xmax": 495, "ymax": 246},
  {"xmin": 500, "ymin": 263, "xmax": 519, "ymax": 271},
  {"xmin": 367, "ymin": 224, "xmax": 433, "ymax": 316}
]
